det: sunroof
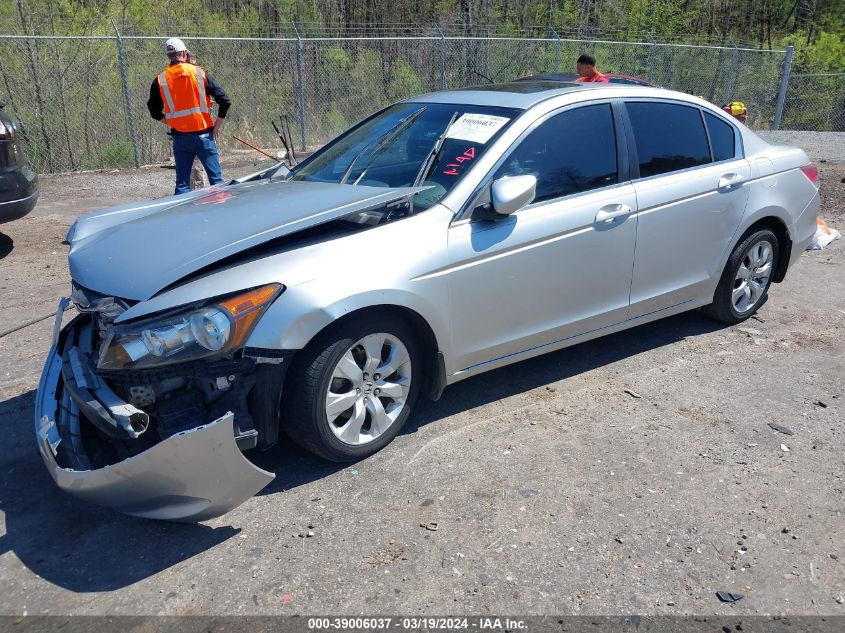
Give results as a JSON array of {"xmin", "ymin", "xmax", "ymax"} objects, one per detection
[{"xmin": 455, "ymin": 81, "xmax": 582, "ymax": 94}]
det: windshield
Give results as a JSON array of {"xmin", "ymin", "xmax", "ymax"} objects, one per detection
[{"xmin": 291, "ymin": 103, "xmax": 520, "ymax": 210}]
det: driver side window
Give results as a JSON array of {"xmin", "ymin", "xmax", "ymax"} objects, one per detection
[{"xmin": 494, "ymin": 104, "xmax": 618, "ymax": 204}]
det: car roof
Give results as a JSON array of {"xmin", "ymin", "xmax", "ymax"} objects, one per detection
[
  {"xmin": 408, "ymin": 81, "xmax": 681, "ymax": 110},
  {"xmin": 517, "ymin": 72, "xmax": 656, "ymax": 87},
  {"xmin": 408, "ymin": 81, "xmax": 598, "ymax": 109}
]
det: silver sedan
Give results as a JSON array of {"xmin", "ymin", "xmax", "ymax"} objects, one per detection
[{"xmin": 37, "ymin": 81, "xmax": 820, "ymax": 520}]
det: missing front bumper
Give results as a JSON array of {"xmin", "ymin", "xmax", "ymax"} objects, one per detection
[{"xmin": 35, "ymin": 318, "xmax": 275, "ymax": 522}]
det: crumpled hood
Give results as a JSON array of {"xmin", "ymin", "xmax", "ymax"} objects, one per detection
[{"xmin": 67, "ymin": 180, "xmax": 422, "ymax": 300}]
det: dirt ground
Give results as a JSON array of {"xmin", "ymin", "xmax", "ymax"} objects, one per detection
[{"xmin": 0, "ymin": 137, "xmax": 843, "ymax": 617}]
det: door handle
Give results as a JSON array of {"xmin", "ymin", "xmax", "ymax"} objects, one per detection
[
  {"xmin": 595, "ymin": 203, "xmax": 633, "ymax": 223},
  {"xmin": 718, "ymin": 173, "xmax": 745, "ymax": 190}
]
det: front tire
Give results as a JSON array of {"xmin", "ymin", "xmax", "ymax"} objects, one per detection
[
  {"xmin": 281, "ymin": 314, "xmax": 421, "ymax": 462},
  {"xmin": 704, "ymin": 228, "xmax": 779, "ymax": 324}
]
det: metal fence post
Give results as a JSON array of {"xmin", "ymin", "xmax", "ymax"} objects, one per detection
[
  {"xmin": 549, "ymin": 26, "xmax": 561, "ymax": 72},
  {"xmin": 773, "ymin": 45, "xmax": 794, "ymax": 131},
  {"xmin": 647, "ymin": 33, "xmax": 656, "ymax": 83},
  {"xmin": 726, "ymin": 43, "xmax": 740, "ymax": 100},
  {"xmin": 437, "ymin": 27, "xmax": 447, "ymax": 90},
  {"xmin": 112, "ymin": 22, "xmax": 141, "ymax": 168},
  {"xmin": 293, "ymin": 22, "xmax": 307, "ymax": 152}
]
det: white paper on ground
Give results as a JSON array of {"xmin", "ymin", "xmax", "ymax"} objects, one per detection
[
  {"xmin": 807, "ymin": 217, "xmax": 841, "ymax": 250},
  {"xmin": 445, "ymin": 113, "xmax": 511, "ymax": 144}
]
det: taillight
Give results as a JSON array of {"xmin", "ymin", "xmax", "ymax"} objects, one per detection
[
  {"xmin": 0, "ymin": 120, "xmax": 11, "ymax": 140},
  {"xmin": 800, "ymin": 164, "xmax": 818, "ymax": 186}
]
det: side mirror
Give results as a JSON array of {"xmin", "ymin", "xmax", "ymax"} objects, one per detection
[{"xmin": 491, "ymin": 175, "xmax": 537, "ymax": 216}]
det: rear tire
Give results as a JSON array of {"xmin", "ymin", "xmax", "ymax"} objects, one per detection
[
  {"xmin": 281, "ymin": 314, "xmax": 421, "ymax": 462},
  {"xmin": 704, "ymin": 228, "xmax": 779, "ymax": 324}
]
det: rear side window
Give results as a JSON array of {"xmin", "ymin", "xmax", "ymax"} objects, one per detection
[
  {"xmin": 704, "ymin": 112, "xmax": 736, "ymax": 162},
  {"xmin": 627, "ymin": 102, "xmax": 711, "ymax": 177},
  {"xmin": 495, "ymin": 104, "xmax": 618, "ymax": 203}
]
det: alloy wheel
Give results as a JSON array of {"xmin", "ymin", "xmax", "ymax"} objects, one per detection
[
  {"xmin": 732, "ymin": 239, "xmax": 774, "ymax": 314},
  {"xmin": 324, "ymin": 333, "xmax": 412, "ymax": 445}
]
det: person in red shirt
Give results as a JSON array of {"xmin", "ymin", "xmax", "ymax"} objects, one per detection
[{"xmin": 575, "ymin": 54, "xmax": 609, "ymax": 83}]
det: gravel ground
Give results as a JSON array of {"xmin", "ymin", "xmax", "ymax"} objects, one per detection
[
  {"xmin": 0, "ymin": 133, "xmax": 843, "ymax": 617},
  {"xmin": 759, "ymin": 131, "xmax": 845, "ymax": 163}
]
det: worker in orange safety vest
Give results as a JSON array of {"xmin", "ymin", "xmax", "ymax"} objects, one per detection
[
  {"xmin": 575, "ymin": 54, "xmax": 609, "ymax": 83},
  {"xmin": 146, "ymin": 37, "xmax": 232, "ymax": 194}
]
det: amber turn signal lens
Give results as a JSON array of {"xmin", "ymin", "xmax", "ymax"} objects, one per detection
[{"xmin": 218, "ymin": 284, "xmax": 282, "ymax": 348}]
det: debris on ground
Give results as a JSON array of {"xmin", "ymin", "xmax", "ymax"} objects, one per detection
[
  {"xmin": 280, "ymin": 594, "xmax": 293, "ymax": 603},
  {"xmin": 716, "ymin": 591, "xmax": 745, "ymax": 603},
  {"xmin": 814, "ymin": 400, "xmax": 828, "ymax": 408},
  {"xmin": 624, "ymin": 389, "xmax": 642, "ymax": 399},
  {"xmin": 781, "ymin": 443, "xmax": 791, "ymax": 452},
  {"xmin": 768, "ymin": 422, "xmax": 794, "ymax": 436},
  {"xmin": 420, "ymin": 521, "xmax": 439, "ymax": 531},
  {"xmin": 807, "ymin": 217, "xmax": 841, "ymax": 250}
]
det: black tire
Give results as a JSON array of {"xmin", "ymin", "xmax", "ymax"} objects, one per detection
[
  {"xmin": 704, "ymin": 228, "xmax": 780, "ymax": 324},
  {"xmin": 281, "ymin": 314, "xmax": 421, "ymax": 462}
]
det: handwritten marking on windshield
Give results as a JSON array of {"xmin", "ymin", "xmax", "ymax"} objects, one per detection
[{"xmin": 442, "ymin": 146, "xmax": 476, "ymax": 176}]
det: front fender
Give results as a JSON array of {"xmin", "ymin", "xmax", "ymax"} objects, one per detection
[{"xmin": 246, "ymin": 283, "xmax": 450, "ymax": 352}]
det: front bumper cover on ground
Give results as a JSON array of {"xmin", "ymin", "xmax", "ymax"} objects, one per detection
[{"xmin": 35, "ymin": 325, "xmax": 275, "ymax": 522}]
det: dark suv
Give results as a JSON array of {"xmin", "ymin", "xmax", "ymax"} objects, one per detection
[{"xmin": 0, "ymin": 102, "xmax": 38, "ymax": 223}]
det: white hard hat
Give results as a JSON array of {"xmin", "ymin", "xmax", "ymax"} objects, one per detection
[{"xmin": 164, "ymin": 38, "xmax": 187, "ymax": 54}]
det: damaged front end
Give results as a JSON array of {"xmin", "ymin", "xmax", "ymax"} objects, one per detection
[{"xmin": 35, "ymin": 285, "xmax": 285, "ymax": 521}]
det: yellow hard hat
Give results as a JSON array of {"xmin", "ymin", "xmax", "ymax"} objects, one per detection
[{"xmin": 724, "ymin": 101, "xmax": 747, "ymax": 116}]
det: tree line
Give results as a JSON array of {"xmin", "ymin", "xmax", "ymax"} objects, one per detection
[{"xmin": 1, "ymin": 0, "xmax": 843, "ymax": 71}]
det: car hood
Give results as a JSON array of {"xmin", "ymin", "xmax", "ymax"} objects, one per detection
[{"xmin": 67, "ymin": 180, "xmax": 423, "ymax": 301}]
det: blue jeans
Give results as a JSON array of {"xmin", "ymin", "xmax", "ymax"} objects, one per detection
[{"xmin": 172, "ymin": 132, "xmax": 223, "ymax": 195}]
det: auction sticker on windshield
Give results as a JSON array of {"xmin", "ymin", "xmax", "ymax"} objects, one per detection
[{"xmin": 446, "ymin": 113, "xmax": 511, "ymax": 144}]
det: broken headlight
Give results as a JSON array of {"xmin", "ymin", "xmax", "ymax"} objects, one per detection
[{"xmin": 97, "ymin": 284, "xmax": 282, "ymax": 370}]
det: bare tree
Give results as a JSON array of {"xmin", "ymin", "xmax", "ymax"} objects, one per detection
[{"xmin": 14, "ymin": 0, "xmax": 53, "ymax": 171}]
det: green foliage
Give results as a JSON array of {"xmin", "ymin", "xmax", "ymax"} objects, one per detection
[
  {"xmin": 387, "ymin": 58, "xmax": 423, "ymax": 101},
  {"xmin": 323, "ymin": 47, "xmax": 352, "ymax": 73},
  {"xmin": 321, "ymin": 101, "xmax": 347, "ymax": 137},
  {"xmin": 349, "ymin": 49, "xmax": 386, "ymax": 114},
  {"xmin": 98, "ymin": 139, "xmax": 133, "ymax": 168},
  {"xmin": 783, "ymin": 31, "xmax": 845, "ymax": 73},
  {"xmin": 2, "ymin": 0, "xmax": 843, "ymax": 171}
]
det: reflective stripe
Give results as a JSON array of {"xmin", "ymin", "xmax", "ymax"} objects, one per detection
[
  {"xmin": 158, "ymin": 64, "xmax": 213, "ymax": 131},
  {"xmin": 160, "ymin": 65, "xmax": 209, "ymax": 117},
  {"xmin": 195, "ymin": 66, "xmax": 210, "ymax": 114},
  {"xmin": 159, "ymin": 71, "xmax": 175, "ymax": 113},
  {"xmin": 164, "ymin": 107, "xmax": 205, "ymax": 119}
]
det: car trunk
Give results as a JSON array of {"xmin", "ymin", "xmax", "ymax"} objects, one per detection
[{"xmin": 0, "ymin": 106, "xmax": 38, "ymax": 210}]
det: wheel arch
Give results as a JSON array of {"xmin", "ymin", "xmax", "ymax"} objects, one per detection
[
  {"xmin": 737, "ymin": 215, "xmax": 792, "ymax": 283},
  {"xmin": 284, "ymin": 303, "xmax": 447, "ymax": 404}
]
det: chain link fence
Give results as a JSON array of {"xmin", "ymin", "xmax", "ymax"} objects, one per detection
[
  {"xmin": 0, "ymin": 33, "xmax": 793, "ymax": 174},
  {"xmin": 780, "ymin": 73, "xmax": 845, "ymax": 132}
]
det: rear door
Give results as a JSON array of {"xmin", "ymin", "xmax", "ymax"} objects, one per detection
[
  {"xmin": 624, "ymin": 101, "xmax": 750, "ymax": 317},
  {"xmin": 446, "ymin": 102, "xmax": 638, "ymax": 373}
]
